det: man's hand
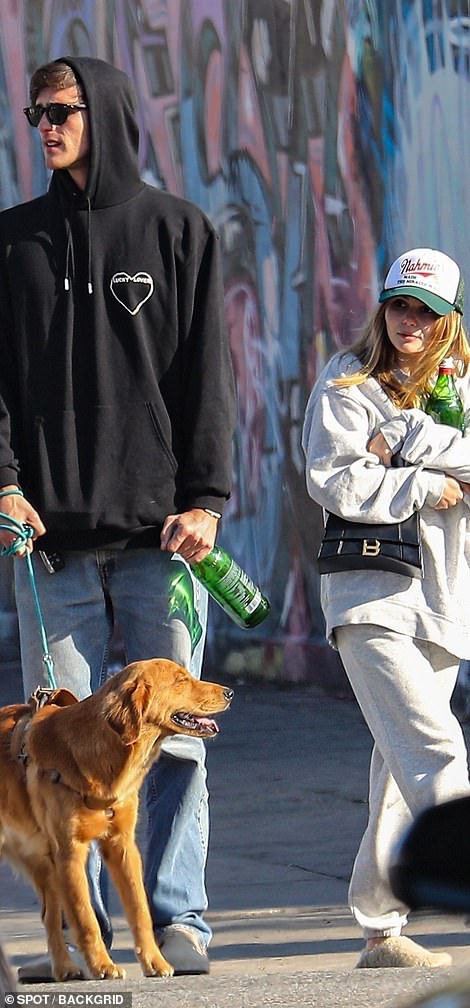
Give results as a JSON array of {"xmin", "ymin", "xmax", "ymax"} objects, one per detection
[
  {"xmin": 160, "ymin": 508, "xmax": 219, "ymax": 563},
  {"xmin": 0, "ymin": 486, "xmax": 46, "ymax": 555}
]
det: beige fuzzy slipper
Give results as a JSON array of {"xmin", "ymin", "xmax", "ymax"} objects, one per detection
[{"xmin": 356, "ymin": 936, "xmax": 452, "ymax": 969}]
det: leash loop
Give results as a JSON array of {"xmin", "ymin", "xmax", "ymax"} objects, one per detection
[{"xmin": 0, "ymin": 492, "xmax": 57, "ymax": 689}]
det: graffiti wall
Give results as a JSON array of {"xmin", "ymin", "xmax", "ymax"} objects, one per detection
[{"xmin": 0, "ymin": 0, "xmax": 469, "ymax": 690}]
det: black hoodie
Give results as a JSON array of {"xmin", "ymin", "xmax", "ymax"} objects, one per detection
[{"xmin": 0, "ymin": 57, "xmax": 235, "ymax": 549}]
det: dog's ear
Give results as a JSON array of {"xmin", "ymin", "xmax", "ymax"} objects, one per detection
[
  {"xmin": 105, "ymin": 680, "xmax": 152, "ymax": 745},
  {"xmin": 48, "ymin": 688, "xmax": 79, "ymax": 708},
  {"xmin": 28, "ymin": 686, "xmax": 79, "ymax": 710}
]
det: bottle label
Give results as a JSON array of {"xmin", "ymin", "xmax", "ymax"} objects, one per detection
[
  {"xmin": 217, "ymin": 559, "xmax": 261, "ymax": 612},
  {"xmin": 244, "ymin": 588, "xmax": 262, "ymax": 613}
]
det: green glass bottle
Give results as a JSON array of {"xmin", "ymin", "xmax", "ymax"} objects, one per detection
[
  {"xmin": 424, "ymin": 357, "xmax": 465, "ymax": 431},
  {"xmin": 190, "ymin": 546, "xmax": 270, "ymax": 629},
  {"xmin": 168, "ymin": 565, "xmax": 203, "ymax": 653}
]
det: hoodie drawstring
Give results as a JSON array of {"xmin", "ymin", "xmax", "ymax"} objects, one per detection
[
  {"xmin": 64, "ymin": 216, "xmax": 73, "ymax": 292},
  {"xmin": 86, "ymin": 197, "xmax": 93, "ymax": 294},
  {"xmin": 64, "ymin": 197, "xmax": 93, "ymax": 295}
]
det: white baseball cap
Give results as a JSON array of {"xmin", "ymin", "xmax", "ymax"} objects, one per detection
[{"xmin": 379, "ymin": 248, "xmax": 464, "ymax": 316}]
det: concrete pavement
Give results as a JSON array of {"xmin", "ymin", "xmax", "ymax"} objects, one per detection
[{"xmin": 1, "ymin": 672, "xmax": 470, "ymax": 1006}]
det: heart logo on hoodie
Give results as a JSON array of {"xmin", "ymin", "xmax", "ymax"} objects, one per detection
[{"xmin": 110, "ymin": 271, "xmax": 154, "ymax": 315}]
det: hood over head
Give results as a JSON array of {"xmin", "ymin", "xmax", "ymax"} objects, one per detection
[{"xmin": 50, "ymin": 56, "xmax": 144, "ymax": 208}]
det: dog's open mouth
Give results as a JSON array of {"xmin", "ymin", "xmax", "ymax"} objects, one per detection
[{"xmin": 171, "ymin": 712, "xmax": 220, "ymax": 737}]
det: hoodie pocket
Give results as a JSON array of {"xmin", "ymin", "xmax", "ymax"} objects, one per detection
[
  {"xmin": 30, "ymin": 402, "xmax": 179, "ymax": 530},
  {"xmin": 145, "ymin": 402, "xmax": 178, "ymax": 474}
]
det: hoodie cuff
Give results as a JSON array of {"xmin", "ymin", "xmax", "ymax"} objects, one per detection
[
  {"xmin": 424, "ymin": 471, "xmax": 446, "ymax": 508},
  {"xmin": 378, "ymin": 418, "xmax": 407, "ymax": 453},
  {"xmin": 190, "ymin": 497, "xmax": 227, "ymax": 516},
  {"xmin": 0, "ymin": 470, "xmax": 21, "ymax": 491}
]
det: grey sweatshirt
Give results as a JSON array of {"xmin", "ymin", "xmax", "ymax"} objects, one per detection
[{"xmin": 301, "ymin": 351, "xmax": 470, "ymax": 657}]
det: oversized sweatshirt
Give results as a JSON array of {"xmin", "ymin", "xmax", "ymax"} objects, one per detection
[
  {"xmin": 302, "ymin": 351, "xmax": 470, "ymax": 658},
  {"xmin": 0, "ymin": 56, "xmax": 236, "ymax": 550}
]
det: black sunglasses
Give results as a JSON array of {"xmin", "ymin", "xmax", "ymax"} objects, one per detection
[{"xmin": 23, "ymin": 102, "xmax": 88, "ymax": 128}]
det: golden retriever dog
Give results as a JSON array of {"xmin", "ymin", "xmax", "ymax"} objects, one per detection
[{"xmin": 0, "ymin": 659, "xmax": 233, "ymax": 981}]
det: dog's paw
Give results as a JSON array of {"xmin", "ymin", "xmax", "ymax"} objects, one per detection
[
  {"xmin": 89, "ymin": 961, "xmax": 126, "ymax": 980},
  {"xmin": 54, "ymin": 967, "xmax": 86, "ymax": 982},
  {"xmin": 142, "ymin": 954, "xmax": 174, "ymax": 978},
  {"xmin": 52, "ymin": 954, "xmax": 87, "ymax": 983}
]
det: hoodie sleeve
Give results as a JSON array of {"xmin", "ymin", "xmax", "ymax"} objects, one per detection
[
  {"xmin": 378, "ymin": 408, "xmax": 470, "ymax": 481},
  {"xmin": 177, "ymin": 223, "xmax": 236, "ymax": 514},
  {"xmin": 0, "ymin": 239, "xmax": 22, "ymax": 488},
  {"xmin": 301, "ymin": 372, "xmax": 445, "ymax": 522}
]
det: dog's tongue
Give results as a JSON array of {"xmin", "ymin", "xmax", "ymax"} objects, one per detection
[
  {"xmin": 173, "ymin": 711, "xmax": 221, "ymax": 736},
  {"xmin": 196, "ymin": 716, "xmax": 219, "ymax": 734}
]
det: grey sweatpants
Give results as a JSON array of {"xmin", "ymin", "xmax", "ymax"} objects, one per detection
[{"xmin": 335, "ymin": 624, "xmax": 470, "ymax": 938}]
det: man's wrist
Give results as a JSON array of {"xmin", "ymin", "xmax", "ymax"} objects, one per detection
[
  {"xmin": 203, "ymin": 508, "xmax": 221, "ymax": 519},
  {"xmin": 0, "ymin": 486, "xmax": 23, "ymax": 498}
]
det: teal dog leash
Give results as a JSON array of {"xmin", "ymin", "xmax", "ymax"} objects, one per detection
[{"xmin": 0, "ymin": 489, "xmax": 56, "ymax": 690}]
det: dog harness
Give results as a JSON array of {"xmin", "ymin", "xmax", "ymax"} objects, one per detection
[{"xmin": 11, "ymin": 687, "xmax": 117, "ymax": 813}]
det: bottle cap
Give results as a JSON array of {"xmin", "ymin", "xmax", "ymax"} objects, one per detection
[{"xmin": 439, "ymin": 357, "xmax": 454, "ymax": 372}]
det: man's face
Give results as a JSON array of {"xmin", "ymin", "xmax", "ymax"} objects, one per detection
[{"xmin": 35, "ymin": 84, "xmax": 90, "ymax": 189}]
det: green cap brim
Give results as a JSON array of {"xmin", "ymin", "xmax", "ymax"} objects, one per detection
[{"xmin": 379, "ymin": 284, "xmax": 463, "ymax": 316}]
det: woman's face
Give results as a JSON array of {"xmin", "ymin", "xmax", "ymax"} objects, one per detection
[{"xmin": 384, "ymin": 295, "xmax": 439, "ymax": 360}]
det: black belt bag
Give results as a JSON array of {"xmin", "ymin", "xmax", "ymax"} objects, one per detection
[{"xmin": 317, "ymin": 511, "xmax": 423, "ymax": 578}]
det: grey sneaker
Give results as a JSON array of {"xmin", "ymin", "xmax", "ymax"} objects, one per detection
[
  {"xmin": 18, "ymin": 955, "xmax": 54, "ymax": 984},
  {"xmin": 158, "ymin": 925, "xmax": 210, "ymax": 975},
  {"xmin": 17, "ymin": 947, "xmax": 90, "ymax": 983}
]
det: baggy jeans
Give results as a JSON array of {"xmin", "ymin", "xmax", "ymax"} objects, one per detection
[
  {"xmin": 335, "ymin": 624, "xmax": 470, "ymax": 938},
  {"xmin": 14, "ymin": 547, "xmax": 211, "ymax": 945}
]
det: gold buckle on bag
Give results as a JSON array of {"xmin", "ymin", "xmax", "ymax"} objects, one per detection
[{"xmin": 362, "ymin": 539, "xmax": 381, "ymax": 557}]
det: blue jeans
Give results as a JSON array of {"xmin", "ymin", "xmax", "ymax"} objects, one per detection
[
  {"xmin": 0, "ymin": 556, "xmax": 21, "ymax": 678},
  {"xmin": 14, "ymin": 547, "xmax": 211, "ymax": 945}
]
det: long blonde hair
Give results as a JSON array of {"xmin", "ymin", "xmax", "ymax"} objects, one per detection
[{"xmin": 334, "ymin": 303, "xmax": 470, "ymax": 408}]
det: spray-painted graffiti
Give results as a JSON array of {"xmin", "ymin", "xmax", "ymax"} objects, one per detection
[{"xmin": 0, "ymin": 0, "xmax": 469, "ymax": 689}]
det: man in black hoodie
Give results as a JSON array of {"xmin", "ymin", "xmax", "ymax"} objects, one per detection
[{"xmin": 0, "ymin": 57, "xmax": 235, "ymax": 979}]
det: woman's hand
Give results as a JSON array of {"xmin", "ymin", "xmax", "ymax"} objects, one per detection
[
  {"xmin": 368, "ymin": 436, "xmax": 467, "ymax": 510},
  {"xmin": 368, "ymin": 432, "xmax": 394, "ymax": 466},
  {"xmin": 434, "ymin": 476, "xmax": 464, "ymax": 510}
]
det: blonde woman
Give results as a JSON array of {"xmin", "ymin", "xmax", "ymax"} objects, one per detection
[{"xmin": 302, "ymin": 249, "xmax": 470, "ymax": 968}]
